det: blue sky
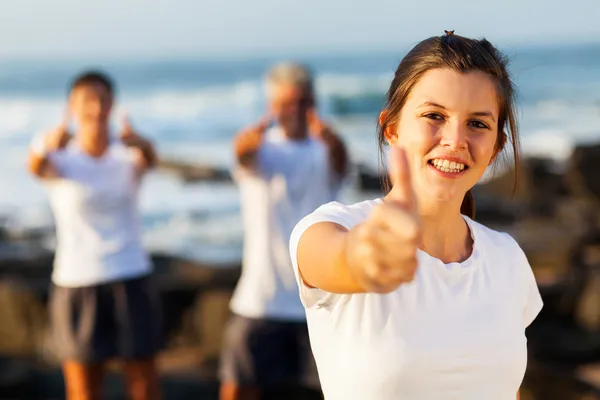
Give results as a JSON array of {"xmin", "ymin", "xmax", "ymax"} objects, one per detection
[{"xmin": 0, "ymin": 0, "xmax": 598, "ymax": 59}]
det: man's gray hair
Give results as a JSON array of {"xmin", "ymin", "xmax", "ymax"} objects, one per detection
[{"xmin": 265, "ymin": 61, "xmax": 314, "ymax": 93}]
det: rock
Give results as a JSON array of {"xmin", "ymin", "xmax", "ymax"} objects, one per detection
[
  {"xmin": 0, "ymin": 357, "xmax": 32, "ymax": 398},
  {"xmin": 0, "ymin": 279, "xmax": 48, "ymax": 358},
  {"xmin": 576, "ymin": 268, "xmax": 600, "ymax": 333},
  {"xmin": 565, "ymin": 144, "xmax": 600, "ymax": 204},
  {"xmin": 472, "ymin": 156, "xmax": 571, "ymax": 224},
  {"xmin": 157, "ymin": 159, "xmax": 232, "ymax": 183},
  {"xmin": 524, "ymin": 359, "xmax": 598, "ymax": 400},
  {"xmin": 356, "ymin": 163, "xmax": 384, "ymax": 192}
]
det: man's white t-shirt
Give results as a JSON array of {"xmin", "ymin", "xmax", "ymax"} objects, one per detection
[
  {"xmin": 289, "ymin": 199, "xmax": 543, "ymax": 400},
  {"xmin": 230, "ymin": 126, "xmax": 341, "ymax": 321},
  {"xmin": 44, "ymin": 141, "xmax": 151, "ymax": 287}
]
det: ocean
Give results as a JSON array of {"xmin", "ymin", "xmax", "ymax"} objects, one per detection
[{"xmin": 1, "ymin": 42, "xmax": 600, "ymax": 263}]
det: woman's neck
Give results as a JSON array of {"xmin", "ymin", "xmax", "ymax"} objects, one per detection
[
  {"xmin": 385, "ymin": 190, "xmax": 473, "ymax": 264},
  {"xmin": 419, "ymin": 206, "xmax": 473, "ymax": 264}
]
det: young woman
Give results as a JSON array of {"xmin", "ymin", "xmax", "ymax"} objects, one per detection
[{"xmin": 289, "ymin": 31, "xmax": 543, "ymax": 399}]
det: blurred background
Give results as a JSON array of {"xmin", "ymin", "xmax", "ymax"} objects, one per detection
[{"xmin": 1, "ymin": 0, "xmax": 600, "ymax": 398}]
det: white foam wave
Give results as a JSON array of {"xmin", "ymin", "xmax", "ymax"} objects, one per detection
[
  {"xmin": 138, "ymin": 172, "xmax": 239, "ymax": 216},
  {"xmin": 0, "ymin": 98, "xmax": 63, "ymax": 137},
  {"xmin": 315, "ymin": 73, "xmax": 391, "ymax": 98},
  {"xmin": 120, "ymin": 81, "xmax": 264, "ymax": 120},
  {"xmin": 0, "ymin": 72, "xmax": 392, "ymax": 143},
  {"xmin": 520, "ymin": 130, "xmax": 574, "ymax": 161},
  {"xmin": 519, "ymin": 98, "xmax": 600, "ymax": 160},
  {"xmin": 1, "ymin": 77, "xmax": 600, "ymax": 242}
]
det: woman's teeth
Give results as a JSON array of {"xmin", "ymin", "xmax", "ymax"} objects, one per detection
[{"xmin": 430, "ymin": 159, "xmax": 465, "ymax": 173}]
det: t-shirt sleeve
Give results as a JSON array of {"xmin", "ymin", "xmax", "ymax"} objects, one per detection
[
  {"xmin": 28, "ymin": 132, "xmax": 68, "ymax": 177},
  {"xmin": 509, "ymin": 235, "xmax": 544, "ymax": 328},
  {"xmin": 289, "ymin": 201, "xmax": 363, "ymax": 310},
  {"xmin": 523, "ymin": 265, "xmax": 544, "ymax": 327}
]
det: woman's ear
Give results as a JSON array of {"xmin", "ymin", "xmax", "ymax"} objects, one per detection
[{"xmin": 379, "ymin": 110, "xmax": 398, "ymax": 144}]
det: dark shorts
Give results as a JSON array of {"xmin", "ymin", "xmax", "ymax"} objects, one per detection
[
  {"xmin": 219, "ymin": 314, "xmax": 320, "ymax": 389},
  {"xmin": 48, "ymin": 275, "xmax": 164, "ymax": 363}
]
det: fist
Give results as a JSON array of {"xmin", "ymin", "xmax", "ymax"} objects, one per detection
[
  {"xmin": 307, "ymin": 108, "xmax": 327, "ymax": 137},
  {"xmin": 347, "ymin": 146, "xmax": 420, "ymax": 293},
  {"xmin": 119, "ymin": 112, "xmax": 140, "ymax": 145},
  {"xmin": 44, "ymin": 120, "xmax": 72, "ymax": 152},
  {"xmin": 234, "ymin": 116, "xmax": 272, "ymax": 159},
  {"xmin": 240, "ymin": 116, "xmax": 271, "ymax": 139}
]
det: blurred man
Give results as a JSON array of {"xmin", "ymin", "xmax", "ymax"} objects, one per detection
[
  {"xmin": 27, "ymin": 71, "xmax": 162, "ymax": 400},
  {"xmin": 220, "ymin": 62, "xmax": 349, "ymax": 400}
]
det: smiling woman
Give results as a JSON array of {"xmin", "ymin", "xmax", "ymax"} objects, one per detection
[
  {"xmin": 382, "ymin": 68, "xmax": 513, "ymax": 219},
  {"xmin": 289, "ymin": 31, "xmax": 542, "ymax": 400}
]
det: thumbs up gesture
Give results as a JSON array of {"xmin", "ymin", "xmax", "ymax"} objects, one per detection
[
  {"xmin": 117, "ymin": 111, "xmax": 158, "ymax": 170},
  {"xmin": 44, "ymin": 111, "xmax": 72, "ymax": 152},
  {"xmin": 234, "ymin": 114, "xmax": 273, "ymax": 166},
  {"xmin": 119, "ymin": 112, "xmax": 138, "ymax": 143},
  {"xmin": 238, "ymin": 114, "xmax": 272, "ymax": 144},
  {"xmin": 346, "ymin": 145, "xmax": 420, "ymax": 293},
  {"xmin": 307, "ymin": 107, "xmax": 327, "ymax": 137},
  {"xmin": 119, "ymin": 111, "xmax": 145, "ymax": 147}
]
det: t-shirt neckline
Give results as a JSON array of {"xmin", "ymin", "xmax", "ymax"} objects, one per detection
[
  {"xmin": 372, "ymin": 198, "xmax": 479, "ymax": 273},
  {"xmin": 69, "ymin": 136, "xmax": 118, "ymax": 163}
]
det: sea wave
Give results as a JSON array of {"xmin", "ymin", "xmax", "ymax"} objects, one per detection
[{"xmin": 1, "ymin": 69, "xmax": 599, "ymax": 248}]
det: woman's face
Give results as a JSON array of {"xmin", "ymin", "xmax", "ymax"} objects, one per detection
[{"xmin": 387, "ymin": 68, "xmax": 501, "ymax": 206}]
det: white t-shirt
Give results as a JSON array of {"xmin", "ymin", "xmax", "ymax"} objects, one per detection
[
  {"xmin": 230, "ymin": 126, "xmax": 342, "ymax": 321},
  {"xmin": 289, "ymin": 199, "xmax": 543, "ymax": 400},
  {"xmin": 44, "ymin": 141, "xmax": 151, "ymax": 287}
]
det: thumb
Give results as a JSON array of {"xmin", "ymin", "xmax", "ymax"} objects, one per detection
[
  {"xmin": 59, "ymin": 110, "xmax": 71, "ymax": 132},
  {"xmin": 387, "ymin": 145, "xmax": 416, "ymax": 211},
  {"xmin": 307, "ymin": 107, "xmax": 324, "ymax": 132},
  {"xmin": 257, "ymin": 115, "xmax": 273, "ymax": 133},
  {"xmin": 121, "ymin": 111, "xmax": 133, "ymax": 134}
]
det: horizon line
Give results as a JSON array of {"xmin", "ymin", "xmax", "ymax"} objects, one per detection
[{"xmin": 1, "ymin": 37, "xmax": 599, "ymax": 65}]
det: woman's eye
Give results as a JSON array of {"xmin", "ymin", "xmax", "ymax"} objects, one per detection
[
  {"xmin": 424, "ymin": 113, "xmax": 444, "ymax": 121},
  {"xmin": 469, "ymin": 120, "xmax": 489, "ymax": 129}
]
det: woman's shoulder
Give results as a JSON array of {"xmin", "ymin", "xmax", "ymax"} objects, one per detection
[
  {"xmin": 291, "ymin": 198, "xmax": 382, "ymax": 240},
  {"xmin": 316, "ymin": 198, "xmax": 383, "ymax": 213},
  {"xmin": 311, "ymin": 198, "xmax": 382, "ymax": 225},
  {"xmin": 465, "ymin": 216, "xmax": 525, "ymax": 258}
]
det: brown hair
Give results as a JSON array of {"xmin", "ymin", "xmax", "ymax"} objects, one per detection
[
  {"xmin": 378, "ymin": 32, "xmax": 520, "ymax": 219},
  {"xmin": 69, "ymin": 70, "xmax": 115, "ymax": 97}
]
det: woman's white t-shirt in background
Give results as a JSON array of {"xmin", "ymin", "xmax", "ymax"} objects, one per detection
[
  {"xmin": 45, "ymin": 141, "xmax": 151, "ymax": 287},
  {"xmin": 289, "ymin": 199, "xmax": 543, "ymax": 400}
]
